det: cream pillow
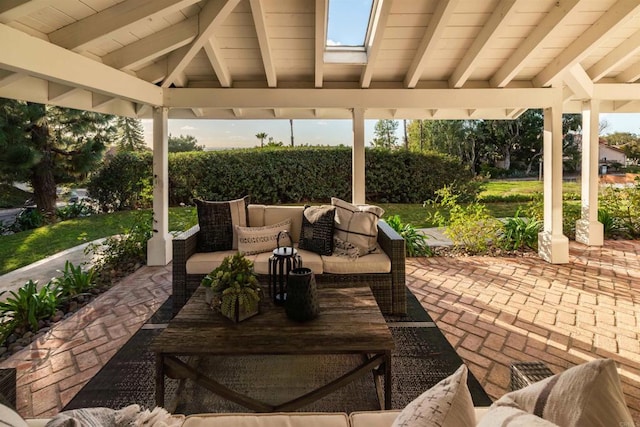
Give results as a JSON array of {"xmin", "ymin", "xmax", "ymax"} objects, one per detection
[
  {"xmin": 476, "ymin": 405, "xmax": 560, "ymax": 426},
  {"xmin": 493, "ymin": 359, "xmax": 633, "ymax": 427},
  {"xmin": 392, "ymin": 364, "xmax": 476, "ymax": 427},
  {"xmin": 236, "ymin": 219, "xmax": 291, "ymax": 255},
  {"xmin": 331, "ymin": 197, "xmax": 384, "ymax": 256}
]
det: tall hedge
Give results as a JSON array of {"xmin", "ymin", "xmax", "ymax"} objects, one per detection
[{"xmin": 89, "ymin": 146, "xmax": 472, "ymax": 209}]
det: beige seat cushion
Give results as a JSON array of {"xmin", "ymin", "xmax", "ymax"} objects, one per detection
[
  {"xmin": 186, "ymin": 251, "xmax": 256, "ymax": 275},
  {"xmin": 321, "ymin": 247, "xmax": 391, "ymax": 274},
  {"xmin": 252, "ymin": 247, "xmax": 323, "ymax": 275},
  {"xmin": 182, "ymin": 413, "xmax": 349, "ymax": 427}
]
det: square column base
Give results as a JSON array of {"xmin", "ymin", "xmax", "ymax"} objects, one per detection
[
  {"xmin": 147, "ymin": 233, "xmax": 173, "ymax": 266},
  {"xmin": 538, "ymin": 231, "xmax": 569, "ymax": 264},
  {"xmin": 575, "ymin": 219, "xmax": 604, "ymax": 246}
]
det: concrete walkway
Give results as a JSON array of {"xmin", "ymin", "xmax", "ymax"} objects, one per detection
[{"xmin": 0, "ymin": 238, "xmax": 638, "ymax": 424}]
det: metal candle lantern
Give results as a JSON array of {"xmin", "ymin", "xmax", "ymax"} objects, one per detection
[{"xmin": 268, "ymin": 230, "xmax": 302, "ymax": 305}]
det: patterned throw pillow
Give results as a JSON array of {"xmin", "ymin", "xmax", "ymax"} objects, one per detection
[
  {"xmin": 493, "ymin": 359, "xmax": 633, "ymax": 427},
  {"xmin": 236, "ymin": 219, "xmax": 292, "ymax": 255},
  {"xmin": 392, "ymin": 364, "xmax": 476, "ymax": 427},
  {"xmin": 331, "ymin": 197, "xmax": 384, "ymax": 256},
  {"xmin": 194, "ymin": 196, "xmax": 249, "ymax": 252},
  {"xmin": 298, "ymin": 205, "xmax": 335, "ymax": 256}
]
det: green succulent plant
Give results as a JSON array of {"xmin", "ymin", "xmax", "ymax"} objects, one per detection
[{"xmin": 201, "ymin": 253, "xmax": 260, "ymax": 321}]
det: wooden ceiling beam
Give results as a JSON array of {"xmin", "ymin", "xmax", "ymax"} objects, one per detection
[
  {"xmin": 250, "ymin": 0, "xmax": 276, "ymax": 87},
  {"xmin": 360, "ymin": 0, "xmax": 393, "ymax": 88},
  {"xmin": 535, "ymin": 0, "xmax": 640, "ymax": 87},
  {"xmin": 588, "ymin": 29, "xmax": 640, "ymax": 82},
  {"xmin": 203, "ymin": 38, "xmax": 232, "ymax": 87},
  {"xmin": 490, "ymin": 0, "xmax": 581, "ymax": 88},
  {"xmin": 404, "ymin": 0, "xmax": 459, "ymax": 88},
  {"xmin": 315, "ymin": 0, "xmax": 328, "ymax": 88},
  {"xmin": 449, "ymin": 0, "xmax": 518, "ymax": 88}
]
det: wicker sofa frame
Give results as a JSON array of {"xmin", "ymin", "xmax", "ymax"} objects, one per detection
[{"xmin": 172, "ymin": 220, "xmax": 406, "ymax": 316}]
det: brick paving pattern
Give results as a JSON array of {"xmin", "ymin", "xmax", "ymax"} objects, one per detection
[
  {"xmin": 0, "ymin": 265, "xmax": 171, "ymax": 418},
  {"xmin": 1, "ymin": 240, "xmax": 639, "ymax": 422},
  {"xmin": 407, "ymin": 240, "xmax": 640, "ymax": 423}
]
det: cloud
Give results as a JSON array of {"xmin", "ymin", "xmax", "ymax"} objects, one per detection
[
  {"xmin": 181, "ymin": 125, "xmax": 196, "ymax": 130},
  {"xmin": 326, "ymin": 39, "xmax": 342, "ymax": 46}
]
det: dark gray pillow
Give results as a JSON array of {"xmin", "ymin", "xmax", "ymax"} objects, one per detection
[
  {"xmin": 194, "ymin": 196, "xmax": 249, "ymax": 252},
  {"xmin": 298, "ymin": 205, "xmax": 335, "ymax": 256}
]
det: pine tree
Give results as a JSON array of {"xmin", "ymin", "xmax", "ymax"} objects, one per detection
[
  {"xmin": 115, "ymin": 117, "xmax": 146, "ymax": 151},
  {"xmin": 371, "ymin": 120, "xmax": 399, "ymax": 148},
  {"xmin": 0, "ymin": 100, "xmax": 115, "ymax": 218}
]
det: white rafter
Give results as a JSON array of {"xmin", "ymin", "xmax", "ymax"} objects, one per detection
[
  {"xmin": 564, "ymin": 64, "xmax": 593, "ymax": 99},
  {"xmin": 617, "ymin": 62, "xmax": 640, "ymax": 83},
  {"xmin": 360, "ymin": 0, "xmax": 393, "ymax": 88},
  {"xmin": 594, "ymin": 83, "xmax": 640, "ymax": 100},
  {"xmin": 203, "ymin": 39, "xmax": 232, "ymax": 87},
  {"xmin": 136, "ymin": 60, "xmax": 168, "ymax": 84},
  {"xmin": 163, "ymin": 0, "xmax": 241, "ymax": 88},
  {"xmin": 450, "ymin": 0, "xmax": 518, "ymax": 88},
  {"xmin": 535, "ymin": 0, "xmax": 640, "ymax": 87},
  {"xmin": 0, "ymin": 23, "xmax": 162, "ymax": 105},
  {"xmin": 92, "ymin": 93, "xmax": 115, "ymax": 109},
  {"xmin": 48, "ymin": 82, "xmax": 80, "ymax": 102},
  {"xmin": 0, "ymin": 0, "xmax": 55, "ymax": 23},
  {"xmin": 404, "ymin": 0, "xmax": 458, "ymax": 88},
  {"xmin": 250, "ymin": 0, "xmax": 276, "ymax": 88},
  {"xmin": 588, "ymin": 30, "xmax": 640, "ymax": 82},
  {"xmin": 103, "ymin": 17, "xmax": 198, "ymax": 70},
  {"xmin": 315, "ymin": 0, "xmax": 328, "ymax": 88},
  {"xmin": 0, "ymin": 70, "xmax": 26, "ymax": 88},
  {"xmin": 49, "ymin": 0, "xmax": 200, "ymax": 51},
  {"xmin": 490, "ymin": 0, "xmax": 581, "ymax": 88}
]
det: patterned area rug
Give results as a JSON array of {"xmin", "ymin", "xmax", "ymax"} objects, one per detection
[{"xmin": 65, "ymin": 289, "xmax": 492, "ymax": 414}]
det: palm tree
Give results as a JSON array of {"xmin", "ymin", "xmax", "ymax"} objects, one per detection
[
  {"xmin": 255, "ymin": 132, "xmax": 268, "ymax": 148},
  {"xmin": 289, "ymin": 119, "xmax": 295, "ymax": 147}
]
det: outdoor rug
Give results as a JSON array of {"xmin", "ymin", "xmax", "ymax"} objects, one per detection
[{"xmin": 65, "ymin": 288, "xmax": 492, "ymax": 414}]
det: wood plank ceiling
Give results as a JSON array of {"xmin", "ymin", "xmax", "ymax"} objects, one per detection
[{"xmin": 1, "ymin": 0, "xmax": 640, "ymax": 119}]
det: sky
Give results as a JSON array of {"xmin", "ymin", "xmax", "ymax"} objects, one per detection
[{"xmin": 141, "ymin": 113, "xmax": 640, "ymax": 150}]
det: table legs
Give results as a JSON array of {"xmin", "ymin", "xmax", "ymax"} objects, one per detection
[{"xmin": 155, "ymin": 353, "xmax": 165, "ymax": 407}]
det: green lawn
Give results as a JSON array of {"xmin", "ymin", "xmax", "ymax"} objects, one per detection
[{"xmin": 0, "ymin": 179, "xmax": 582, "ymax": 275}]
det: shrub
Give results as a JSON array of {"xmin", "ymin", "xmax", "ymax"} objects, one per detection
[
  {"xmin": 11, "ymin": 207, "xmax": 44, "ymax": 232},
  {"xmin": 385, "ymin": 215, "xmax": 432, "ymax": 257},
  {"xmin": 498, "ymin": 209, "xmax": 542, "ymax": 251},
  {"xmin": 429, "ymin": 186, "xmax": 501, "ymax": 254},
  {"xmin": 0, "ymin": 280, "xmax": 60, "ymax": 332},
  {"xmin": 598, "ymin": 208, "xmax": 616, "ymax": 238},
  {"xmin": 599, "ymin": 182, "xmax": 640, "ymax": 238},
  {"xmin": 87, "ymin": 151, "xmax": 153, "ymax": 212},
  {"xmin": 56, "ymin": 199, "xmax": 96, "ymax": 221}
]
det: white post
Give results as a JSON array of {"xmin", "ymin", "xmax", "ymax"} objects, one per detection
[
  {"xmin": 538, "ymin": 104, "xmax": 569, "ymax": 263},
  {"xmin": 352, "ymin": 108, "xmax": 366, "ymax": 205},
  {"xmin": 147, "ymin": 107, "xmax": 172, "ymax": 266},
  {"xmin": 575, "ymin": 99, "xmax": 603, "ymax": 246}
]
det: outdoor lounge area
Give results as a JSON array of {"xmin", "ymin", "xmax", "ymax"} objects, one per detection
[
  {"xmin": 0, "ymin": 240, "xmax": 638, "ymax": 423},
  {"xmin": 2, "ymin": 0, "xmax": 640, "ymax": 425}
]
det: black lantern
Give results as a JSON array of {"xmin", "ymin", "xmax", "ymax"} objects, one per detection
[{"xmin": 268, "ymin": 231, "xmax": 302, "ymax": 305}]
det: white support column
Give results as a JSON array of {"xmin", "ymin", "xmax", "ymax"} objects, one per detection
[
  {"xmin": 538, "ymin": 105, "xmax": 569, "ymax": 264},
  {"xmin": 352, "ymin": 108, "xmax": 366, "ymax": 205},
  {"xmin": 575, "ymin": 99, "xmax": 604, "ymax": 246},
  {"xmin": 147, "ymin": 107, "xmax": 172, "ymax": 266}
]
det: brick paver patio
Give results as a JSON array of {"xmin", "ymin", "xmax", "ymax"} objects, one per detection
[{"xmin": 1, "ymin": 240, "xmax": 638, "ymax": 422}]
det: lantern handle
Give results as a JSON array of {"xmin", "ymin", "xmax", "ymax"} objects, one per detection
[{"xmin": 276, "ymin": 230, "xmax": 293, "ymax": 251}]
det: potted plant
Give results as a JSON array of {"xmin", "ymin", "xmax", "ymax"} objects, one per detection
[{"xmin": 201, "ymin": 253, "xmax": 261, "ymax": 322}]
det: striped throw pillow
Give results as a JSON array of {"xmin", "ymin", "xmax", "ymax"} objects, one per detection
[
  {"xmin": 236, "ymin": 219, "xmax": 292, "ymax": 255},
  {"xmin": 331, "ymin": 197, "xmax": 384, "ymax": 256}
]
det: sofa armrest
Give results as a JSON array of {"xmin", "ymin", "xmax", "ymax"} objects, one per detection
[
  {"xmin": 377, "ymin": 220, "xmax": 406, "ymax": 314},
  {"xmin": 172, "ymin": 225, "xmax": 200, "ymax": 286}
]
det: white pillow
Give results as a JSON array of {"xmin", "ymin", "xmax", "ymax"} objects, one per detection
[
  {"xmin": 493, "ymin": 359, "xmax": 633, "ymax": 427},
  {"xmin": 236, "ymin": 219, "xmax": 292, "ymax": 255},
  {"xmin": 476, "ymin": 405, "xmax": 560, "ymax": 426},
  {"xmin": 0, "ymin": 403, "xmax": 28, "ymax": 427},
  {"xmin": 392, "ymin": 364, "xmax": 476, "ymax": 427},
  {"xmin": 331, "ymin": 197, "xmax": 384, "ymax": 256}
]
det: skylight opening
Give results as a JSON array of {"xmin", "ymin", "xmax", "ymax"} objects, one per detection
[{"xmin": 326, "ymin": 0, "xmax": 375, "ymax": 50}]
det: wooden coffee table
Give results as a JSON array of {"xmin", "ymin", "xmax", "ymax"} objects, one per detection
[{"xmin": 151, "ymin": 286, "xmax": 395, "ymax": 412}]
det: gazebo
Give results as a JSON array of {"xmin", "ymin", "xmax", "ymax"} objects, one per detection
[{"xmin": 1, "ymin": 0, "xmax": 639, "ymax": 265}]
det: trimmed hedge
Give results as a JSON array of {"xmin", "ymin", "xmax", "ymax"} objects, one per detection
[{"xmin": 89, "ymin": 147, "xmax": 473, "ymax": 208}]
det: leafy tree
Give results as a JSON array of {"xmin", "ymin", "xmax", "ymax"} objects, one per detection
[
  {"xmin": 602, "ymin": 132, "xmax": 640, "ymax": 164},
  {"xmin": 115, "ymin": 116, "xmax": 146, "ymax": 152},
  {"xmin": 265, "ymin": 136, "xmax": 284, "ymax": 147},
  {"xmin": 168, "ymin": 134, "xmax": 204, "ymax": 152},
  {"xmin": 255, "ymin": 132, "xmax": 268, "ymax": 148},
  {"xmin": 0, "ymin": 99, "xmax": 114, "ymax": 218},
  {"xmin": 371, "ymin": 119, "xmax": 399, "ymax": 148}
]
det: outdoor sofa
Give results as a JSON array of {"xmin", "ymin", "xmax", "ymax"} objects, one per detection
[{"xmin": 172, "ymin": 200, "xmax": 406, "ymax": 316}]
